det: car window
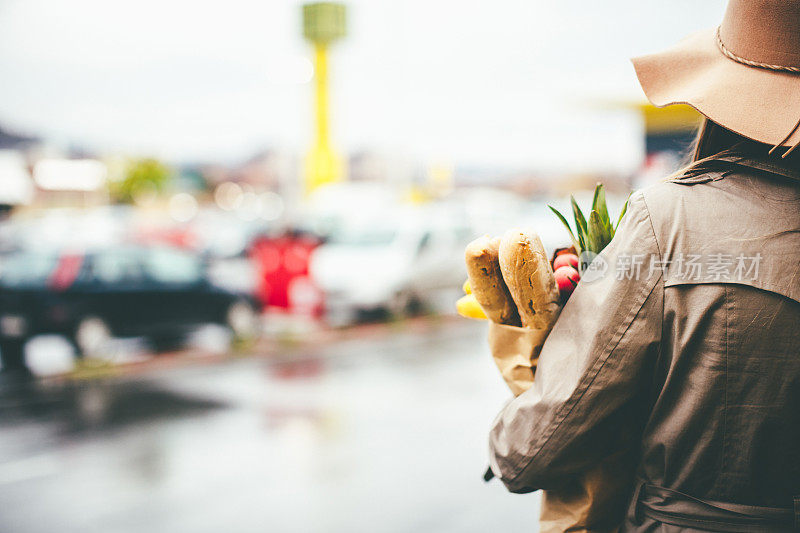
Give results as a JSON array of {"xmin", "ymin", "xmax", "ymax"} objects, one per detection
[
  {"xmin": 327, "ymin": 226, "xmax": 397, "ymax": 247},
  {"xmin": 416, "ymin": 231, "xmax": 432, "ymax": 255},
  {"xmin": 92, "ymin": 252, "xmax": 144, "ymax": 284},
  {"xmin": 455, "ymin": 226, "xmax": 473, "ymax": 244},
  {"xmin": 0, "ymin": 253, "xmax": 58, "ymax": 287},
  {"xmin": 143, "ymin": 248, "xmax": 202, "ymax": 284}
]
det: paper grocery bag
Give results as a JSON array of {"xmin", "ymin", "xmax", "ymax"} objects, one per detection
[
  {"xmin": 487, "ymin": 321, "xmax": 631, "ymax": 533},
  {"xmin": 539, "ymin": 450, "xmax": 633, "ymax": 533},
  {"xmin": 487, "ymin": 321, "xmax": 551, "ymax": 396}
]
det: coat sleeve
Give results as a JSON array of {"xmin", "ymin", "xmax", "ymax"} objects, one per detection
[{"xmin": 488, "ymin": 191, "xmax": 663, "ymax": 493}]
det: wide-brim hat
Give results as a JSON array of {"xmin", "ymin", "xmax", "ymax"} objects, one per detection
[{"xmin": 632, "ymin": 0, "xmax": 800, "ymax": 151}]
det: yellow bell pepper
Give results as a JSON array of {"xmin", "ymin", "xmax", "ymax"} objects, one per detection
[{"xmin": 456, "ymin": 294, "xmax": 487, "ymax": 320}]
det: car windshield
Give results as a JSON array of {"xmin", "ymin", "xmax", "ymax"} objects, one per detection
[
  {"xmin": 0, "ymin": 252, "xmax": 59, "ymax": 288},
  {"xmin": 327, "ymin": 226, "xmax": 397, "ymax": 247},
  {"xmin": 91, "ymin": 250, "xmax": 145, "ymax": 283},
  {"xmin": 143, "ymin": 248, "xmax": 202, "ymax": 284}
]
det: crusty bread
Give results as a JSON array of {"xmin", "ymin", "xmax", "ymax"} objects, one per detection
[
  {"xmin": 465, "ymin": 235, "xmax": 521, "ymax": 326},
  {"xmin": 498, "ymin": 229, "xmax": 561, "ymax": 330}
]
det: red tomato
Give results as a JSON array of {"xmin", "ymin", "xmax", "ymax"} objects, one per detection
[
  {"xmin": 553, "ymin": 253, "xmax": 579, "ymax": 271},
  {"xmin": 554, "ymin": 265, "xmax": 580, "ymax": 298}
]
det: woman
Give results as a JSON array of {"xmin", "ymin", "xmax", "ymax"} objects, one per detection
[{"xmin": 488, "ymin": 1, "xmax": 800, "ymax": 531}]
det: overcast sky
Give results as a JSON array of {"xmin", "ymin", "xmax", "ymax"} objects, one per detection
[{"xmin": 0, "ymin": 0, "xmax": 727, "ymax": 170}]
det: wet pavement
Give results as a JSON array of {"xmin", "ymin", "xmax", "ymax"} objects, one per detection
[{"xmin": 0, "ymin": 319, "xmax": 540, "ymax": 533}]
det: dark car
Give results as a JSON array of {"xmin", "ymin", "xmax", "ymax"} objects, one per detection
[{"xmin": 0, "ymin": 246, "xmax": 262, "ymax": 358}]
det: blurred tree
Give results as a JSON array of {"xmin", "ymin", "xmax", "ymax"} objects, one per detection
[{"xmin": 110, "ymin": 158, "xmax": 172, "ymax": 204}]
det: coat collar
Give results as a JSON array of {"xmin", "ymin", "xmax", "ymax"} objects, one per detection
[{"xmin": 718, "ymin": 155, "xmax": 800, "ymax": 182}]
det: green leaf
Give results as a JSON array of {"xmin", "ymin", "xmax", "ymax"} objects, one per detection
[
  {"xmin": 587, "ymin": 210, "xmax": 609, "ymax": 253},
  {"xmin": 615, "ymin": 193, "xmax": 632, "ymax": 230},
  {"xmin": 592, "ymin": 183, "xmax": 610, "ymax": 224},
  {"xmin": 603, "ymin": 217, "xmax": 615, "ymax": 241},
  {"xmin": 603, "ymin": 215, "xmax": 614, "ymax": 246},
  {"xmin": 548, "ymin": 205, "xmax": 581, "ymax": 253},
  {"xmin": 571, "ymin": 195, "xmax": 588, "ymax": 251}
]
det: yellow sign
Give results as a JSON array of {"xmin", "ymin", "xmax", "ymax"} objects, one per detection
[{"xmin": 638, "ymin": 103, "xmax": 702, "ymax": 134}]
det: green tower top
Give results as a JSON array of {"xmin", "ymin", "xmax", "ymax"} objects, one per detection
[{"xmin": 302, "ymin": 3, "xmax": 347, "ymax": 44}]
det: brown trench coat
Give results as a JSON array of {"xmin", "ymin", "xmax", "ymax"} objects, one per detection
[{"xmin": 488, "ymin": 158, "xmax": 800, "ymax": 532}]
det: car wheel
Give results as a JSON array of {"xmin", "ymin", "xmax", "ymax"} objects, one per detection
[
  {"xmin": 73, "ymin": 316, "xmax": 113, "ymax": 358},
  {"xmin": 226, "ymin": 301, "xmax": 260, "ymax": 340},
  {"xmin": 149, "ymin": 334, "xmax": 184, "ymax": 353},
  {"xmin": 387, "ymin": 290, "xmax": 413, "ymax": 318},
  {"xmin": 0, "ymin": 338, "xmax": 29, "ymax": 373}
]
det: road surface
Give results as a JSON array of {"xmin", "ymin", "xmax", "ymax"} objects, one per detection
[{"xmin": 0, "ymin": 318, "xmax": 540, "ymax": 533}]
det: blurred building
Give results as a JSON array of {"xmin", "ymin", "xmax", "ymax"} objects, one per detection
[
  {"xmin": 200, "ymin": 150, "xmax": 297, "ymax": 192},
  {"xmin": 32, "ymin": 158, "xmax": 109, "ymax": 208},
  {"xmin": 0, "ymin": 151, "xmax": 34, "ymax": 216}
]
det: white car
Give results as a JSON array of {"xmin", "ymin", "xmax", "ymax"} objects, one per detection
[{"xmin": 310, "ymin": 209, "xmax": 472, "ymax": 325}]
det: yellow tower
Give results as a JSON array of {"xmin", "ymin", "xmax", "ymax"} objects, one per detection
[{"xmin": 302, "ymin": 2, "xmax": 347, "ymax": 194}]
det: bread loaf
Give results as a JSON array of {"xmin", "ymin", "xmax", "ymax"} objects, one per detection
[
  {"xmin": 464, "ymin": 235, "xmax": 521, "ymax": 326},
  {"xmin": 498, "ymin": 229, "xmax": 561, "ymax": 330}
]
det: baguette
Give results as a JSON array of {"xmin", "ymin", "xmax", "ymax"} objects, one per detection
[
  {"xmin": 464, "ymin": 235, "xmax": 521, "ymax": 326},
  {"xmin": 498, "ymin": 229, "xmax": 561, "ymax": 330}
]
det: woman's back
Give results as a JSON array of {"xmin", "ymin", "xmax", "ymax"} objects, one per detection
[
  {"xmin": 489, "ymin": 1, "xmax": 800, "ymax": 530},
  {"xmin": 632, "ymin": 158, "xmax": 800, "ymax": 529},
  {"xmin": 488, "ymin": 157, "xmax": 800, "ymax": 532}
]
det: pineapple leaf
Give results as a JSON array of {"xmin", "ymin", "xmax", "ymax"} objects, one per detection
[
  {"xmin": 550, "ymin": 185, "xmax": 633, "ymax": 257},
  {"xmin": 548, "ymin": 205, "xmax": 581, "ymax": 253},
  {"xmin": 592, "ymin": 183, "xmax": 610, "ymax": 224},
  {"xmin": 603, "ymin": 217, "xmax": 615, "ymax": 241},
  {"xmin": 570, "ymin": 196, "xmax": 588, "ymax": 250},
  {"xmin": 615, "ymin": 193, "xmax": 632, "ymax": 230},
  {"xmin": 587, "ymin": 210, "xmax": 607, "ymax": 253}
]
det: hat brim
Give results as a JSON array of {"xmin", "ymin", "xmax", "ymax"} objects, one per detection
[{"xmin": 632, "ymin": 27, "xmax": 800, "ymax": 147}]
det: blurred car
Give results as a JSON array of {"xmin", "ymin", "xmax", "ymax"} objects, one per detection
[
  {"xmin": 0, "ymin": 245, "xmax": 261, "ymax": 357},
  {"xmin": 310, "ymin": 208, "xmax": 472, "ymax": 325}
]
